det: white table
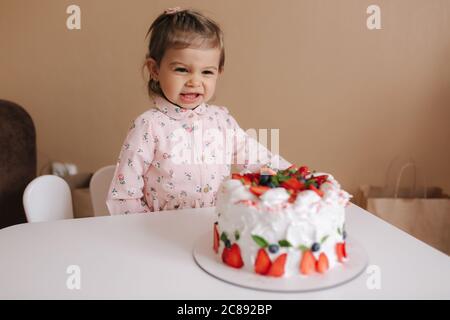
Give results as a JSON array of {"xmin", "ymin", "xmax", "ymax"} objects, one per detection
[{"xmin": 0, "ymin": 204, "xmax": 449, "ymax": 299}]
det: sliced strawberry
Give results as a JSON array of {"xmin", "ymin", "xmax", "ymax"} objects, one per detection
[
  {"xmin": 222, "ymin": 243, "xmax": 244, "ymax": 268},
  {"xmin": 241, "ymin": 175, "xmax": 252, "ymax": 186},
  {"xmin": 231, "ymin": 174, "xmax": 252, "ymax": 186},
  {"xmin": 336, "ymin": 243, "xmax": 346, "ymax": 262},
  {"xmin": 343, "ymin": 242, "xmax": 347, "ymax": 258},
  {"xmin": 251, "ymin": 173, "xmax": 261, "ymax": 184},
  {"xmin": 300, "ymin": 250, "xmax": 316, "ymax": 275},
  {"xmin": 281, "ymin": 177, "xmax": 304, "ymax": 190},
  {"xmin": 309, "ymin": 184, "xmax": 324, "ymax": 197},
  {"xmin": 297, "ymin": 166, "xmax": 310, "ymax": 177},
  {"xmin": 285, "ymin": 188, "xmax": 295, "ymax": 195},
  {"xmin": 231, "ymin": 173, "xmax": 242, "ymax": 180},
  {"xmin": 287, "ymin": 190, "xmax": 298, "ymax": 203},
  {"xmin": 267, "ymin": 253, "xmax": 287, "ymax": 277},
  {"xmin": 254, "ymin": 248, "xmax": 272, "ymax": 275},
  {"xmin": 311, "ymin": 174, "xmax": 329, "ymax": 186},
  {"xmin": 315, "ymin": 253, "xmax": 329, "ymax": 273},
  {"xmin": 249, "ymin": 185, "xmax": 270, "ymax": 197},
  {"xmin": 213, "ymin": 222, "xmax": 219, "ymax": 254}
]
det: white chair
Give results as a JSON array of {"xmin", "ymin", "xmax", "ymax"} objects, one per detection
[
  {"xmin": 23, "ymin": 175, "xmax": 74, "ymax": 222},
  {"xmin": 90, "ymin": 165, "xmax": 116, "ymax": 216}
]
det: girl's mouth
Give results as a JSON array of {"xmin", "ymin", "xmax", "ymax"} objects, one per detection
[{"xmin": 180, "ymin": 93, "xmax": 201, "ymax": 103}]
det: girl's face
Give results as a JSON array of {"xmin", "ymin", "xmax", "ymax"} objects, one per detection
[{"xmin": 148, "ymin": 47, "xmax": 222, "ymax": 109}]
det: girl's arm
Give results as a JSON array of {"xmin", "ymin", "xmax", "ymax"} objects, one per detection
[{"xmin": 106, "ymin": 115, "xmax": 155, "ymax": 214}]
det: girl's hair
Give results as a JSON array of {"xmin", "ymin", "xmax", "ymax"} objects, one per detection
[{"xmin": 144, "ymin": 8, "xmax": 225, "ymax": 97}]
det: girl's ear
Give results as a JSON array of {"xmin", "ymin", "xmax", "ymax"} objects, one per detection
[{"xmin": 146, "ymin": 58, "xmax": 160, "ymax": 81}]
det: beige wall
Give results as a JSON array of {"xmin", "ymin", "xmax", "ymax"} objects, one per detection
[{"xmin": 1, "ymin": 0, "xmax": 449, "ymax": 198}]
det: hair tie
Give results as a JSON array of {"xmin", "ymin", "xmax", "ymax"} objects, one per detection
[{"xmin": 164, "ymin": 7, "xmax": 182, "ymax": 15}]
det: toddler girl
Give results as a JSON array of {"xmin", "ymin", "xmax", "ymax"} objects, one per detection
[{"xmin": 106, "ymin": 7, "xmax": 291, "ymax": 214}]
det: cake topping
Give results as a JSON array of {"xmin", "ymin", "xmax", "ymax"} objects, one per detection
[{"xmin": 231, "ymin": 165, "xmax": 332, "ymax": 203}]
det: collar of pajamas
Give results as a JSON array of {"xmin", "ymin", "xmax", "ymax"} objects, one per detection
[{"xmin": 106, "ymin": 96, "xmax": 291, "ymax": 214}]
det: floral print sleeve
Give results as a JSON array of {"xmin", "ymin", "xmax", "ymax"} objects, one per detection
[
  {"xmin": 221, "ymin": 107, "xmax": 292, "ymax": 172},
  {"xmin": 106, "ymin": 114, "xmax": 155, "ymax": 215}
]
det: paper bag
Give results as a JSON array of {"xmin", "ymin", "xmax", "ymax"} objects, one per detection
[{"xmin": 357, "ymin": 161, "xmax": 450, "ymax": 255}]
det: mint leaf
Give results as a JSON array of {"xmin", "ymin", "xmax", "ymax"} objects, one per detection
[
  {"xmin": 320, "ymin": 235, "xmax": 329, "ymax": 244},
  {"xmin": 298, "ymin": 244, "xmax": 309, "ymax": 252},
  {"xmin": 277, "ymin": 175, "xmax": 290, "ymax": 182},
  {"xmin": 220, "ymin": 232, "xmax": 228, "ymax": 242},
  {"xmin": 251, "ymin": 235, "xmax": 269, "ymax": 248},
  {"xmin": 270, "ymin": 175, "xmax": 279, "ymax": 186},
  {"xmin": 234, "ymin": 230, "xmax": 240, "ymax": 241},
  {"xmin": 337, "ymin": 228, "xmax": 342, "ymax": 236},
  {"xmin": 278, "ymin": 240, "xmax": 292, "ymax": 247}
]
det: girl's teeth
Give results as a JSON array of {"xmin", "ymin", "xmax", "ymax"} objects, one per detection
[{"xmin": 181, "ymin": 94, "xmax": 199, "ymax": 101}]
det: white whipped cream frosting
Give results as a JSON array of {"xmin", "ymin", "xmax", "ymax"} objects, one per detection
[
  {"xmin": 215, "ymin": 172, "xmax": 352, "ymax": 277},
  {"xmin": 260, "ymin": 188, "xmax": 290, "ymax": 206}
]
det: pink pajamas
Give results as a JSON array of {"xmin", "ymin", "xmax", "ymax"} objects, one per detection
[{"xmin": 106, "ymin": 96, "xmax": 291, "ymax": 214}]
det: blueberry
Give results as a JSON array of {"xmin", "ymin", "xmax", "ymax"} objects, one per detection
[
  {"xmin": 311, "ymin": 242, "xmax": 321, "ymax": 252},
  {"xmin": 343, "ymin": 230, "xmax": 347, "ymax": 240},
  {"xmin": 268, "ymin": 244, "xmax": 279, "ymax": 254},
  {"xmin": 225, "ymin": 239, "xmax": 231, "ymax": 248},
  {"xmin": 259, "ymin": 175, "xmax": 270, "ymax": 186}
]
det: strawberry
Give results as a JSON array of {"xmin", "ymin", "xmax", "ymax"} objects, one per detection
[
  {"xmin": 251, "ymin": 173, "xmax": 261, "ymax": 184},
  {"xmin": 315, "ymin": 253, "xmax": 329, "ymax": 273},
  {"xmin": 300, "ymin": 250, "xmax": 316, "ymax": 275},
  {"xmin": 287, "ymin": 189, "xmax": 298, "ymax": 203},
  {"xmin": 231, "ymin": 174, "xmax": 252, "ymax": 186},
  {"xmin": 297, "ymin": 166, "xmax": 310, "ymax": 177},
  {"xmin": 231, "ymin": 173, "xmax": 241, "ymax": 180},
  {"xmin": 222, "ymin": 243, "xmax": 244, "ymax": 268},
  {"xmin": 285, "ymin": 188, "xmax": 295, "ymax": 195},
  {"xmin": 254, "ymin": 248, "xmax": 272, "ymax": 275},
  {"xmin": 213, "ymin": 222, "xmax": 219, "ymax": 254},
  {"xmin": 249, "ymin": 185, "xmax": 270, "ymax": 197},
  {"xmin": 309, "ymin": 184, "xmax": 324, "ymax": 197},
  {"xmin": 241, "ymin": 175, "xmax": 252, "ymax": 186},
  {"xmin": 267, "ymin": 253, "xmax": 288, "ymax": 277},
  {"xmin": 311, "ymin": 174, "xmax": 329, "ymax": 186},
  {"xmin": 336, "ymin": 243, "xmax": 346, "ymax": 262},
  {"xmin": 281, "ymin": 177, "xmax": 304, "ymax": 190}
]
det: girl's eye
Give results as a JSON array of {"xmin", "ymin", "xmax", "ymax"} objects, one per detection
[
  {"xmin": 203, "ymin": 70, "xmax": 215, "ymax": 75},
  {"xmin": 175, "ymin": 67, "xmax": 188, "ymax": 72}
]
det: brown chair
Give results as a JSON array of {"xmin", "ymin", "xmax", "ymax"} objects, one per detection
[{"xmin": 0, "ymin": 99, "xmax": 36, "ymax": 228}]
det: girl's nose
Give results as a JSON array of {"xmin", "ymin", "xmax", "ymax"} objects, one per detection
[{"xmin": 186, "ymin": 76, "xmax": 201, "ymax": 87}]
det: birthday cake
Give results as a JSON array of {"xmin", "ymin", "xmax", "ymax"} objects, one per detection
[{"xmin": 213, "ymin": 165, "xmax": 352, "ymax": 277}]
